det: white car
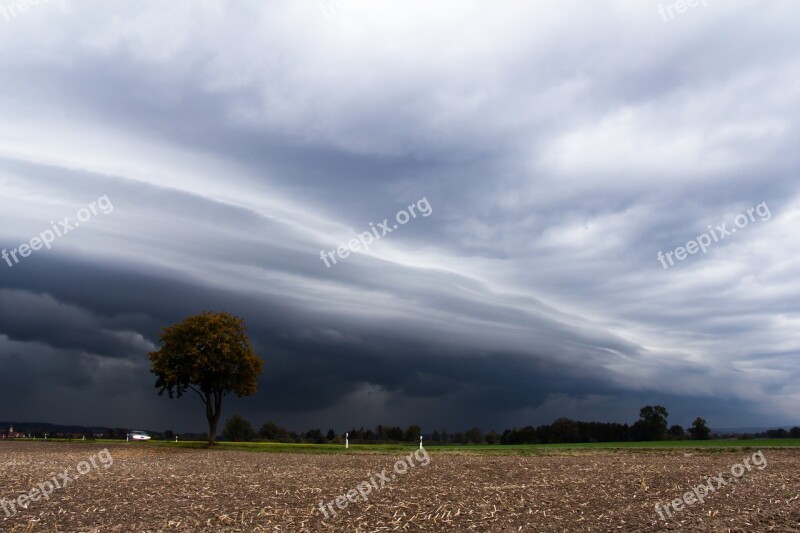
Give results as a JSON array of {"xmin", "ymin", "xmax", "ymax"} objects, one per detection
[{"xmin": 128, "ymin": 430, "xmax": 151, "ymax": 441}]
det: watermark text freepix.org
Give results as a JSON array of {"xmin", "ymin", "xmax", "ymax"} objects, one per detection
[
  {"xmin": 657, "ymin": 201, "xmax": 770, "ymax": 269},
  {"xmin": 1, "ymin": 448, "xmax": 113, "ymax": 517},
  {"xmin": 320, "ymin": 197, "xmax": 432, "ymax": 268},
  {"xmin": 655, "ymin": 450, "xmax": 766, "ymax": 521},
  {"xmin": 658, "ymin": 0, "xmax": 708, "ymax": 23},
  {"xmin": 317, "ymin": 447, "xmax": 430, "ymax": 519},
  {"xmin": 0, "ymin": 0, "xmax": 50, "ymax": 22},
  {"xmin": 2, "ymin": 195, "xmax": 114, "ymax": 268}
]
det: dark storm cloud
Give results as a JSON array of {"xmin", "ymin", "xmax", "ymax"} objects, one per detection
[
  {"xmin": 0, "ymin": 289, "xmax": 153, "ymax": 358},
  {"xmin": 1, "ymin": 0, "xmax": 799, "ymax": 431},
  {"xmin": 0, "ymin": 248, "xmax": 722, "ymax": 431}
]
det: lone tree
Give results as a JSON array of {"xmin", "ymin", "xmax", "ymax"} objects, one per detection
[
  {"xmin": 688, "ymin": 417, "xmax": 711, "ymax": 440},
  {"xmin": 148, "ymin": 311, "xmax": 264, "ymax": 446}
]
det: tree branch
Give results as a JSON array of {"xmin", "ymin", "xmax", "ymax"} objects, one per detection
[{"xmin": 187, "ymin": 384, "xmax": 210, "ymax": 406}]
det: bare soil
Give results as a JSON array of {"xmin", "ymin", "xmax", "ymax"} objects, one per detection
[{"xmin": 1, "ymin": 442, "xmax": 799, "ymax": 532}]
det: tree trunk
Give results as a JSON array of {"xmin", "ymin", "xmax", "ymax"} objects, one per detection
[
  {"xmin": 207, "ymin": 414, "xmax": 218, "ymax": 446},
  {"xmin": 205, "ymin": 390, "xmax": 224, "ymax": 446},
  {"xmin": 206, "ymin": 391, "xmax": 222, "ymax": 446}
]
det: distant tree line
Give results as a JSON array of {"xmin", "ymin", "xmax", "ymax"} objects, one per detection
[
  {"xmin": 755, "ymin": 427, "xmax": 800, "ymax": 439},
  {"xmin": 501, "ymin": 410, "xmax": 712, "ymax": 444},
  {"xmin": 218, "ymin": 406, "xmax": 772, "ymax": 444},
  {"xmin": 20, "ymin": 406, "xmax": 797, "ymax": 444}
]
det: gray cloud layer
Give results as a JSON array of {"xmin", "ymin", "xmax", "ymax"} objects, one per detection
[{"xmin": 1, "ymin": 0, "xmax": 799, "ymax": 432}]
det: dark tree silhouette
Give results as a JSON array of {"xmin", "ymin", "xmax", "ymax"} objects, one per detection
[
  {"xmin": 688, "ymin": 417, "xmax": 711, "ymax": 440},
  {"xmin": 148, "ymin": 311, "xmax": 264, "ymax": 446},
  {"xmin": 222, "ymin": 415, "xmax": 256, "ymax": 442}
]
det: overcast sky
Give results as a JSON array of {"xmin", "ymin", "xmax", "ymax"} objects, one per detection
[{"xmin": 1, "ymin": 0, "xmax": 799, "ymax": 434}]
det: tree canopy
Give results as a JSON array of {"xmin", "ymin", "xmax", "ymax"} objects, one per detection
[
  {"xmin": 688, "ymin": 417, "xmax": 711, "ymax": 440},
  {"xmin": 635, "ymin": 405, "xmax": 669, "ymax": 441},
  {"xmin": 148, "ymin": 311, "xmax": 264, "ymax": 445},
  {"xmin": 222, "ymin": 415, "xmax": 256, "ymax": 442}
]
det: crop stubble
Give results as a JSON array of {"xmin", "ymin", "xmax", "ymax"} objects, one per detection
[{"xmin": 1, "ymin": 442, "xmax": 799, "ymax": 532}]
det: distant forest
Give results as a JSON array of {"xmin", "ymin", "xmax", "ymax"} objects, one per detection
[
  {"xmin": 215, "ymin": 405, "xmax": 800, "ymax": 444},
  {"xmin": 5, "ymin": 405, "xmax": 798, "ymax": 443}
]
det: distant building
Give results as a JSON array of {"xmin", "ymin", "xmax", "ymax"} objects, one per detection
[{"xmin": 1, "ymin": 425, "xmax": 25, "ymax": 439}]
